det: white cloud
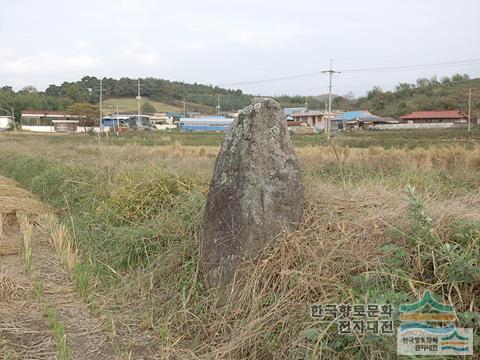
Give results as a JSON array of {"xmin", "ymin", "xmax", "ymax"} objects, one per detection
[
  {"xmin": 140, "ymin": 53, "xmax": 160, "ymax": 66},
  {"xmin": 75, "ymin": 40, "xmax": 92, "ymax": 49},
  {"xmin": 0, "ymin": 47, "xmax": 16, "ymax": 57},
  {"xmin": 182, "ymin": 42, "xmax": 207, "ymax": 49},
  {"xmin": 229, "ymin": 26, "xmax": 313, "ymax": 46},
  {"xmin": 121, "ymin": 47, "xmax": 161, "ymax": 66},
  {"xmin": 230, "ymin": 31, "xmax": 259, "ymax": 44},
  {"xmin": 0, "ymin": 51, "xmax": 102, "ymax": 75}
]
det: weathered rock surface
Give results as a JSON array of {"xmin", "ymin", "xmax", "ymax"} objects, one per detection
[{"xmin": 203, "ymin": 98, "xmax": 304, "ymax": 286}]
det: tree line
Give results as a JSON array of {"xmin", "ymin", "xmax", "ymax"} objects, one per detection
[
  {"xmin": 0, "ymin": 73, "xmax": 477, "ymax": 121},
  {"xmin": 349, "ymin": 73, "xmax": 478, "ymax": 117}
]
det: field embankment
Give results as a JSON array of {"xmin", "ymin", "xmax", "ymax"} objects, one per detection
[
  {"xmin": 0, "ymin": 132, "xmax": 478, "ymax": 358},
  {"xmin": 0, "ymin": 176, "xmax": 117, "ymax": 359}
]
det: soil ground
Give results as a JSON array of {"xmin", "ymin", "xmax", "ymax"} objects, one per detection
[{"xmin": 0, "ymin": 176, "xmax": 116, "ymax": 359}]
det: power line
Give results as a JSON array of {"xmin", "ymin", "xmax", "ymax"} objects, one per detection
[
  {"xmin": 341, "ymin": 58, "xmax": 480, "ymax": 73},
  {"xmin": 217, "ymin": 58, "xmax": 480, "ymax": 87},
  {"xmin": 321, "ymin": 60, "xmax": 340, "ymax": 137}
]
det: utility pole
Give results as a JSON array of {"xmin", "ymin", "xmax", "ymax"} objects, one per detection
[
  {"xmin": 136, "ymin": 79, "xmax": 141, "ymax": 120},
  {"xmin": 468, "ymin": 88, "xmax": 472, "ymax": 132},
  {"xmin": 99, "ymin": 79, "xmax": 103, "ymax": 132},
  {"xmin": 321, "ymin": 60, "xmax": 341, "ymax": 138},
  {"xmin": 183, "ymin": 97, "xmax": 186, "ymax": 117},
  {"xmin": 116, "ymin": 104, "xmax": 120, "ymax": 128},
  {"xmin": 216, "ymin": 94, "xmax": 221, "ymax": 116}
]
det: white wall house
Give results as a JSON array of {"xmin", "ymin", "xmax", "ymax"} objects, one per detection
[{"xmin": 0, "ymin": 116, "xmax": 14, "ymax": 131}]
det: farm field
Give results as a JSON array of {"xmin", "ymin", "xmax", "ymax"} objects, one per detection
[
  {"xmin": 102, "ymin": 97, "xmax": 181, "ymax": 113},
  {"xmin": 0, "ymin": 131, "xmax": 479, "ymax": 358}
]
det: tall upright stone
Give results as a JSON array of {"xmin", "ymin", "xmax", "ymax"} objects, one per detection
[{"xmin": 203, "ymin": 98, "xmax": 304, "ymax": 286}]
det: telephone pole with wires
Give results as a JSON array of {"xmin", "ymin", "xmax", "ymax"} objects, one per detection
[
  {"xmin": 321, "ymin": 60, "xmax": 341, "ymax": 138},
  {"xmin": 468, "ymin": 88, "xmax": 472, "ymax": 132},
  {"xmin": 136, "ymin": 79, "xmax": 142, "ymax": 120},
  {"xmin": 98, "ymin": 78, "xmax": 105, "ymax": 132}
]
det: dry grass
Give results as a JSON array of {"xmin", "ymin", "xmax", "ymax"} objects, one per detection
[
  {"xmin": 38, "ymin": 213, "xmax": 77, "ymax": 272},
  {"xmin": 0, "ymin": 134, "xmax": 479, "ymax": 358},
  {"xmin": 0, "ymin": 175, "xmax": 56, "ymax": 230},
  {"xmin": 106, "ymin": 182, "xmax": 480, "ymax": 358},
  {"xmin": 0, "ymin": 274, "xmax": 26, "ymax": 301},
  {"xmin": 17, "ymin": 212, "xmax": 33, "ymax": 275},
  {"xmin": 296, "ymin": 144, "xmax": 480, "ymax": 173},
  {"xmin": 0, "ymin": 214, "xmax": 4, "ymax": 243}
]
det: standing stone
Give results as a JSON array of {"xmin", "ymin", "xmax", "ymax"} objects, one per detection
[{"xmin": 203, "ymin": 98, "xmax": 304, "ymax": 286}]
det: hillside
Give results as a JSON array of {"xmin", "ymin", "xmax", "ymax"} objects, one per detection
[
  {"xmin": 2, "ymin": 74, "xmax": 478, "ymax": 119},
  {"xmin": 102, "ymin": 97, "xmax": 180, "ymax": 114},
  {"xmin": 42, "ymin": 76, "xmax": 328, "ymax": 112},
  {"xmin": 353, "ymin": 75, "xmax": 480, "ymax": 118},
  {"xmin": 44, "ymin": 76, "xmax": 252, "ymax": 112}
]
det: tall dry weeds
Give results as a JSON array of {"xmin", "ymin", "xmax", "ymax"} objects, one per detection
[
  {"xmin": 0, "ymin": 214, "xmax": 4, "ymax": 243},
  {"xmin": 17, "ymin": 212, "xmax": 33, "ymax": 274},
  {"xmin": 39, "ymin": 213, "xmax": 77, "ymax": 272}
]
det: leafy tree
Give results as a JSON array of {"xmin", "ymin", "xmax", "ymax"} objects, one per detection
[
  {"xmin": 440, "ymin": 76, "xmax": 451, "ymax": 84},
  {"xmin": 66, "ymin": 102, "xmax": 98, "ymax": 119},
  {"xmin": 367, "ymin": 86, "xmax": 383, "ymax": 100},
  {"xmin": 21, "ymin": 85, "xmax": 38, "ymax": 93},
  {"xmin": 141, "ymin": 101, "xmax": 156, "ymax": 113},
  {"xmin": 66, "ymin": 102, "xmax": 99, "ymax": 127}
]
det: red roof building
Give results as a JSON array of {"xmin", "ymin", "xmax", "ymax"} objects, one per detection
[{"xmin": 399, "ymin": 110, "xmax": 467, "ymax": 124}]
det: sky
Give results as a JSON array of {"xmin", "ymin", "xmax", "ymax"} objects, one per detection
[{"xmin": 1, "ymin": 0, "xmax": 479, "ymax": 97}]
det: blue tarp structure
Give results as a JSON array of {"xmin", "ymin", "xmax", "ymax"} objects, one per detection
[
  {"xmin": 179, "ymin": 116, "xmax": 234, "ymax": 132},
  {"xmin": 335, "ymin": 111, "xmax": 377, "ymax": 121}
]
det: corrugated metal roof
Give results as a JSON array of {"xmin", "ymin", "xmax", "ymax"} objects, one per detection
[
  {"xmin": 335, "ymin": 111, "xmax": 375, "ymax": 120},
  {"xmin": 179, "ymin": 117, "xmax": 233, "ymax": 126},
  {"xmin": 283, "ymin": 107, "xmax": 307, "ymax": 116},
  {"xmin": 399, "ymin": 110, "xmax": 465, "ymax": 120},
  {"xmin": 22, "ymin": 110, "xmax": 67, "ymax": 116},
  {"xmin": 292, "ymin": 111, "xmax": 326, "ymax": 117}
]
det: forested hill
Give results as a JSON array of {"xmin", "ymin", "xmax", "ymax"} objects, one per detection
[
  {"xmin": 44, "ymin": 76, "xmax": 252, "ymax": 111},
  {"xmin": 0, "ymin": 76, "xmax": 330, "ymax": 115},
  {"xmin": 44, "ymin": 77, "xmax": 331, "ymax": 111},
  {"xmin": 1, "ymin": 74, "xmax": 478, "ymax": 118},
  {"xmin": 351, "ymin": 75, "xmax": 480, "ymax": 117}
]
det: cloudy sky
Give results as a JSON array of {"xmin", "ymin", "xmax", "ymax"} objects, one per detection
[{"xmin": 1, "ymin": 0, "xmax": 479, "ymax": 96}]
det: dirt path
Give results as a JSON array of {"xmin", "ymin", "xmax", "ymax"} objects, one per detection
[{"xmin": 0, "ymin": 176, "xmax": 116, "ymax": 359}]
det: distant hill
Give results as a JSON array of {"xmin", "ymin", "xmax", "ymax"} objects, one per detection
[
  {"xmin": 352, "ymin": 75, "xmax": 480, "ymax": 118},
  {"xmin": 44, "ymin": 76, "xmax": 252, "ymax": 112},
  {"xmin": 2, "ymin": 74, "xmax": 478, "ymax": 119},
  {"xmin": 102, "ymin": 97, "xmax": 180, "ymax": 114},
  {"xmin": 43, "ymin": 76, "xmax": 333, "ymax": 112}
]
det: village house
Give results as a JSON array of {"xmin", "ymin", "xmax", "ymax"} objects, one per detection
[
  {"xmin": 399, "ymin": 110, "xmax": 467, "ymax": 124},
  {"xmin": 20, "ymin": 110, "xmax": 84, "ymax": 132},
  {"xmin": 333, "ymin": 110, "xmax": 398, "ymax": 130},
  {"xmin": 21, "ymin": 110, "xmax": 83, "ymax": 126},
  {"xmin": 283, "ymin": 107, "xmax": 307, "ymax": 121},
  {"xmin": 0, "ymin": 115, "xmax": 14, "ymax": 131},
  {"xmin": 291, "ymin": 110, "xmax": 327, "ymax": 128}
]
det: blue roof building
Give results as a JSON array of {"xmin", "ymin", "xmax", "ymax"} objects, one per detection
[
  {"xmin": 284, "ymin": 107, "xmax": 307, "ymax": 116},
  {"xmin": 334, "ymin": 111, "xmax": 377, "ymax": 121},
  {"xmin": 179, "ymin": 116, "xmax": 234, "ymax": 132},
  {"xmin": 333, "ymin": 110, "xmax": 398, "ymax": 130}
]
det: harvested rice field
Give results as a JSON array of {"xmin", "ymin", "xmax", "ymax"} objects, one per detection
[{"xmin": 0, "ymin": 131, "xmax": 479, "ymax": 359}]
